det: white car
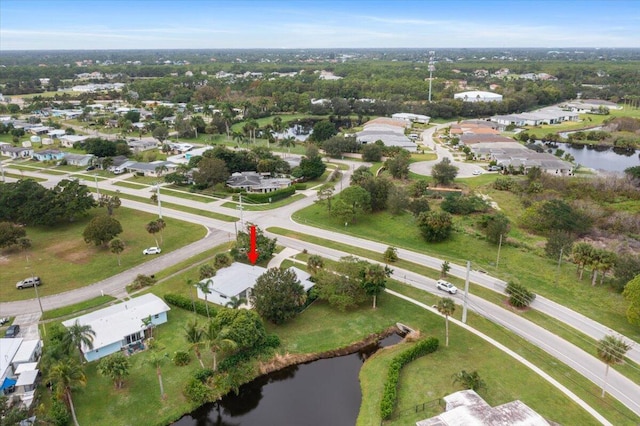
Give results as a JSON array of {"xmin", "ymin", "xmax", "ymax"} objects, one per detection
[
  {"xmin": 436, "ymin": 280, "xmax": 458, "ymax": 294},
  {"xmin": 472, "ymin": 170, "xmax": 482, "ymax": 176},
  {"xmin": 143, "ymin": 247, "xmax": 161, "ymax": 255}
]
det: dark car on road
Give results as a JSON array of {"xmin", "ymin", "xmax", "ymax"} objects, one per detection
[{"xmin": 5, "ymin": 324, "xmax": 20, "ymax": 338}]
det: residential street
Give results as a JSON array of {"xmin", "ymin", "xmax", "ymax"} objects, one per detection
[{"xmin": 2, "ymin": 156, "xmax": 640, "ymax": 418}]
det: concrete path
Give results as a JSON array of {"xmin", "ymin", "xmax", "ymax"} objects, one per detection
[{"xmin": 267, "ymin": 247, "xmax": 299, "ymax": 268}]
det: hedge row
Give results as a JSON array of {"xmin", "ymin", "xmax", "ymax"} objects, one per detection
[
  {"xmin": 380, "ymin": 337, "xmax": 439, "ymax": 420},
  {"xmin": 164, "ymin": 293, "xmax": 217, "ymax": 318},
  {"xmin": 243, "ymin": 185, "xmax": 296, "ymax": 203}
]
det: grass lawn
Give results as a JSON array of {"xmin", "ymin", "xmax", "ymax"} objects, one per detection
[
  {"xmin": 40, "ymin": 295, "xmax": 117, "ymax": 321},
  {"xmin": 221, "ymin": 193, "xmax": 306, "ymax": 211},
  {"xmin": 0, "ymin": 207, "xmax": 206, "ymax": 302},
  {"xmin": 2, "ymin": 172, "xmax": 46, "ymax": 182},
  {"xmin": 289, "ymin": 203, "xmax": 637, "ymax": 342}
]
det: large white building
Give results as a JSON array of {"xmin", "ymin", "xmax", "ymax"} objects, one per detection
[
  {"xmin": 454, "ymin": 90, "xmax": 503, "ymax": 103},
  {"xmin": 355, "ymin": 117, "xmax": 418, "ymax": 152}
]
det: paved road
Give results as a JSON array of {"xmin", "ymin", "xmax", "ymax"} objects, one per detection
[
  {"xmin": 3, "ymin": 158, "xmax": 640, "ymax": 418},
  {"xmin": 409, "ymin": 124, "xmax": 486, "ymax": 178}
]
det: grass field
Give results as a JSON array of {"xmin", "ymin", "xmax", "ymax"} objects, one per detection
[{"xmin": 0, "ymin": 207, "xmax": 206, "ymax": 302}]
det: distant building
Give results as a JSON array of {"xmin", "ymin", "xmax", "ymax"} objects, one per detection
[
  {"xmin": 416, "ymin": 389, "xmax": 550, "ymax": 426},
  {"xmin": 226, "ymin": 171, "xmax": 292, "ymax": 193},
  {"xmin": 470, "ymin": 141, "xmax": 573, "ymax": 176},
  {"xmin": 356, "ymin": 117, "xmax": 418, "ymax": 152},
  {"xmin": 454, "ymin": 91, "xmax": 503, "ymax": 103},
  {"xmin": 391, "ymin": 113, "xmax": 430, "ymax": 124}
]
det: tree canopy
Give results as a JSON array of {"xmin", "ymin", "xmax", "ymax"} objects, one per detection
[
  {"xmin": 431, "ymin": 158, "xmax": 458, "ymax": 186},
  {"xmin": 83, "ymin": 215, "xmax": 123, "ymax": 246},
  {"xmin": 251, "ymin": 267, "xmax": 307, "ymax": 324}
]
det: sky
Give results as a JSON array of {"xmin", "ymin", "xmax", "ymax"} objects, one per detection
[{"xmin": 1, "ymin": 0, "xmax": 639, "ymax": 50}]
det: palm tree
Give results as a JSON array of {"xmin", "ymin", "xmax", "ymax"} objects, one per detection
[
  {"xmin": 141, "ymin": 315, "xmax": 155, "ymax": 339},
  {"xmin": 597, "ymin": 335, "xmax": 631, "ymax": 397},
  {"xmin": 147, "ymin": 351, "xmax": 169, "ymax": 400},
  {"xmin": 436, "ymin": 297, "xmax": 456, "ymax": 347},
  {"xmin": 184, "ymin": 320, "xmax": 205, "ymax": 368},
  {"xmin": 205, "ymin": 321, "xmax": 237, "ymax": 371},
  {"xmin": 186, "ymin": 278, "xmax": 197, "ymax": 315},
  {"xmin": 145, "ymin": 220, "xmax": 161, "ymax": 247},
  {"xmin": 155, "ymin": 218, "xmax": 166, "ymax": 245},
  {"xmin": 279, "ymin": 136, "xmax": 296, "ymax": 156},
  {"xmin": 196, "ymin": 279, "xmax": 213, "ymax": 319},
  {"xmin": 109, "ymin": 237, "xmax": 125, "ymax": 266},
  {"xmin": 225, "ymin": 296, "xmax": 246, "ymax": 309},
  {"xmin": 101, "ymin": 156, "xmax": 114, "ymax": 171},
  {"xmin": 232, "ymin": 131, "xmax": 246, "ymax": 146},
  {"xmin": 64, "ymin": 320, "xmax": 96, "ymax": 363},
  {"xmin": 272, "ymin": 116, "xmax": 283, "ymax": 141},
  {"xmin": 48, "ymin": 359, "xmax": 86, "ymax": 426}
]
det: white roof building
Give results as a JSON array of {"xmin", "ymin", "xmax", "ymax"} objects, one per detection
[
  {"xmin": 62, "ymin": 294, "xmax": 170, "ymax": 362},
  {"xmin": 454, "ymin": 91, "xmax": 503, "ymax": 103},
  {"xmin": 197, "ymin": 263, "xmax": 315, "ymax": 307}
]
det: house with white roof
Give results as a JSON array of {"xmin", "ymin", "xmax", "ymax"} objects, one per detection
[
  {"xmin": 62, "ymin": 294, "xmax": 171, "ymax": 362},
  {"xmin": 0, "ymin": 338, "xmax": 23, "ymax": 394},
  {"xmin": 454, "ymin": 91, "xmax": 503, "ymax": 103},
  {"xmin": 356, "ymin": 117, "xmax": 418, "ymax": 152},
  {"xmin": 416, "ymin": 389, "xmax": 550, "ymax": 426},
  {"xmin": 0, "ymin": 338, "xmax": 42, "ymax": 407},
  {"xmin": 196, "ymin": 263, "xmax": 314, "ymax": 307}
]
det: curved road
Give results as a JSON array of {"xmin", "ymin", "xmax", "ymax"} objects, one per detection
[{"xmin": 2, "ymin": 159, "xmax": 640, "ymax": 419}]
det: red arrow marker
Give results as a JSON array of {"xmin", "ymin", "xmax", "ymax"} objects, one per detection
[{"xmin": 247, "ymin": 225, "xmax": 259, "ymax": 265}]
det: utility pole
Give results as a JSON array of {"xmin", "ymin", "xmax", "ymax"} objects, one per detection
[
  {"xmin": 462, "ymin": 261, "xmax": 471, "ymax": 324},
  {"xmin": 94, "ymin": 173, "xmax": 100, "ymax": 196},
  {"xmin": 555, "ymin": 247, "xmax": 564, "ymax": 285},
  {"xmin": 27, "ymin": 255, "xmax": 44, "ymax": 314},
  {"xmin": 0, "ymin": 162, "xmax": 4, "ymax": 182},
  {"xmin": 155, "ymin": 183, "xmax": 162, "ymax": 219},
  {"xmin": 238, "ymin": 194, "xmax": 244, "ymax": 229},
  {"xmin": 496, "ymin": 234, "xmax": 503, "ymax": 269},
  {"xmin": 428, "ymin": 51, "xmax": 436, "ymax": 102}
]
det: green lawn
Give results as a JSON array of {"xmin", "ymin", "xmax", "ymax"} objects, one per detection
[
  {"xmin": 0, "ymin": 207, "xmax": 206, "ymax": 302},
  {"xmin": 40, "ymin": 295, "xmax": 117, "ymax": 321},
  {"xmin": 276, "ymin": 205, "xmax": 638, "ymax": 343}
]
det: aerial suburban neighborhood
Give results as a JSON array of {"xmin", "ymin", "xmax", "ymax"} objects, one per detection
[{"xmin": 0, "ymin": 1, "xmax": 639, "ymax": 426}]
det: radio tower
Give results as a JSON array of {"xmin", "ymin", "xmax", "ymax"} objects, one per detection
[{"xmin": 428, "ymin": 51, "xmax": 436, "ymax": 102}]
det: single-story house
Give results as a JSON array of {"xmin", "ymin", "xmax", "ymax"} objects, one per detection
[
  {"xmin": 62, "ymin": 294, "xmax": 171, "ymax": 362},
  {"xmin": 11, "ymin": 340, "xmax": 42, "ymax": 370},
  {"xmin": 391, "ymin": 113, "xmax": 430, "ymax": 124},
  {"xmin": 127, "ymin": 139, "xmax": 158, "ymax": 153},
  {"xmin": 33, "ymin": 149, "xmax": 65, "ymax": 162},
  {"xmin": 226, "ymin": 171, "xmax": 292, "ymax": 193},
  {"xmin": 416, "ymin": 389, "xmax": 550, "ymax": 426},
  {"xmin": 46, "ymin": 129, "xmax": 66, "ymax": 139},
  {"xmin": 356, "ymin": 117, "xmax": 417, "ymax": 152},
  {"xmin": 454, "ymin": 90, "xmax": 503, "ymax": 103},
  {"xmin": 0, "ymin": 146, "xmax": 34, "ymax": 159},
  {"xmin": 196, "ymin": 263, "xmax": 314, "ymax": 307},
  {"xmin": 1, "ymin": 338, "xmax": 23, "ymax": 393},
  {"xmin": 126, "ymin": 160, "xmax": 177, "ymax": 177},
  {"xmin": 59, "ymin": 134, "xmax": 89, "ymax": 148},
  {"xmin": 28, "ymin": 126, "xmax": 52, "ymax": 135},
  {"xmin": 63, "ymin": 153, "xmax": 94, "ymax": 167},
  {"xmin": 469, "ymin": 142, "xmax": 574, "ymax": 176}
]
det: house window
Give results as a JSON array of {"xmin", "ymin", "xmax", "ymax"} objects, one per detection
[
  {"xmin": 125, "ymin": 332, "xmax": 142, "ymax": 344},
  {"xmin": 154, "ymin": 314, "xmax": 159, "ymax": 319}
]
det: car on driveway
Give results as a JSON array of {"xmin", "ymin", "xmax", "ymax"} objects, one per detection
[
  {"xmin": 16, "ymin": 276, "xmax": 41, "ymax": 290},
  {"xmin": 143, "ymin": 247, "xmax": 161, "ymax": 255},
  {"xmin": 436, "ymin": 279, "xmax": 458, "ymax": 294},
  {"xmin": 472, "ymin": 170, "xmax": 482, "ymax": 176},
  {"xmin": 5, "ymin": 324, "xmax": 20, "ymax": 338}
]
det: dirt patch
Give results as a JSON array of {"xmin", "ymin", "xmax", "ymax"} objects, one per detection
[
  {"xmin": 49, "ymin": 240, "xmax": 94, "ymax": 264},
  {"xmin": 258, "ymin": 325, "xmax": 400, "ymax": 375},
  {"xmin": 0, "ymin": 255, "xmax": 10, "ymax": 265}
]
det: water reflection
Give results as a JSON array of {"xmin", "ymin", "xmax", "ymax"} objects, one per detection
[{"xmin": 174, "ymin": 333, "xmax": 403, "ymax": 426}]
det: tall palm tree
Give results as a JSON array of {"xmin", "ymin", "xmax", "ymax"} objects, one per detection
[
  {"xmin": 48, "ymin": 359, "xmax": 86, "ymax": 426},
  {"xmin": 197, "ymin": 279, "xmax": 213, "ymax": 319},
  {"xmin": 184, "ymin": 320, "xmax": 205, "ymax": 368},
  {"xmin": 141, "ymin": 315, "xmax": 155, "ymax": 339},
  {"xmin": 147, "ymin": 351, "xmax": 169, "ymax": 400},
  {"xmin": 109, "ymin": 237, "xmax": 125, "ymax": 266},
  {"xmin": 186, "ymin": 278, "xmax": 197, "ymax": 316},
  {"xmin": 597, "ymin": 335, "xmax": 631, "ymax": 397},
  {"xmin": 64, "ymin": 320, "xmax": 96, "ymax": 363},
  {"xmin": 145, "ymin": 220, "xmax": 161, "ymax": 247},
  {"xmin": 205, "ymin": 321, "xmax": 237, "ymax": 371},
  {"xmin": 232, "ymin": 131, "xmax": 245, "ymax": 146},
  {"xmin": 225, "ymin": 296, "xmax": 246, "ymax": 309},
  {"xmin": 279, "ymin": 136, "xmax": 296, "ymax": 156},
  {"xmin": 436, "ymin": 297, "xmax": 456, "ymax": 347},
  {"xmin": 272, "ymin": 116, "xmax": 283, "ymax": 141}
]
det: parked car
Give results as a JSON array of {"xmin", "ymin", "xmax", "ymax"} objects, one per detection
[
  {"xmin": 436, "ymin": 279, "xmax": 458, "ymax": 294},
  {"xmin": 5, "ymin": 324, "xmax": 20, "ymax": 338},
  {"xmin": 472, "ymin": 170, "xmax": 482, "ymax": 176},
  {"xmin": 143, "ymin": 247, "xmax": 161, "ymax": 255},
  {"xmin": 16, "ymin": 276, "xmax": 41, "ymax": 290},
  {"xmin": 488, "ymin": 165, "xmax": 502, "ymax": 171},
  {"xmin": 86, "ymin": 165, "xmax": 96, "ymax": 171}
]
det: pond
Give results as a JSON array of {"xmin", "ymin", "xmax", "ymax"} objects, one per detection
[
  {"xmin": 274, "ymin": 124, "xmax": 313, "ymax": 142},
  {"xmin": 173, "ymin": 333, "xmax": 403, "ymax": 426},
  {"xmin": 539, "ymin": 141, "xmax": 639, "ymax": 173}
]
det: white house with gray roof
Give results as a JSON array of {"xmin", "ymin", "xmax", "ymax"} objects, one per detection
[{"xmin": 226, "ymin": 171, "xmax": 292, "ymax": 193}]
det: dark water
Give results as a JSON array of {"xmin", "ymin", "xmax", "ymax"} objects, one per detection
[
  {"xmin": 173, "ymin": 334, "xmax": 403, "ymax": 426},
  {"xmin": 544, "ymin": 142, "xmax": 639, "ymax": 173}
]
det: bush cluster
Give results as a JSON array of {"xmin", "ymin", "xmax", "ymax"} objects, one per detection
[
  {"xmin": 164, "ymin": 293, "xmax": 216, "ymax": 318},
  {"xmin": 218, "ymin": 333, "xmax": 281, "ymax": 372},
  {"xmin": 380, "ymin": 337, "xmax": 439, "ymax": 419},
  {"xmin": 173, "ymin": 350, "xmax": 191, "ymax": 366},
  {"xmin": 505, "ymin": 282, "xmax": 536, "ymax": 308},
  {"xmin": 242, "ymin": 186, "xmax": 296, "ymax": 203}
]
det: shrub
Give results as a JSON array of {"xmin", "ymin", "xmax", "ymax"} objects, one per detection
[
  {"xmin": 384, "ymin": 246, "xmax": 399, "ymax": 263},
  {"xmin": 214, "ymin": 252, "xmax": 232, "ymax": 269},
  {"xmin": 242, "ymin": 186, "xmax": 295, "ymax": 203},
  {"xmin": 129, "ymin": 274, "xmax": 156, "ymax": 291},
  {"xmin": 164, "ymin": 293, "xmax": 216, "ymax": 318},
  {"xmin": 193, "ymin": 368, "xmax": 215, "ymax": 382},
  {"xmin": 173, "ymin": 350, "xmax": 191, "ymax": 366},
  {"xmin": 440, "ymin": 193, "xmax": 489, "ymax": 215},
  {"xmin": 380, "ymin": 337, "xmax": 439, "ymax": 419},
  {"xmin": 505, "ymin": 282, "xmax": 536, "ymax": 308},
  {"xmin": 49, "ymin": 399, "xmax": 70, "ymax": 426},
  {"xmin": 493, "ymin": 176, "xmax": 514, "ymax": 191},
  {"xmin": 184, "ymin": 377, "xmax": 212, "ymax": 404}
]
